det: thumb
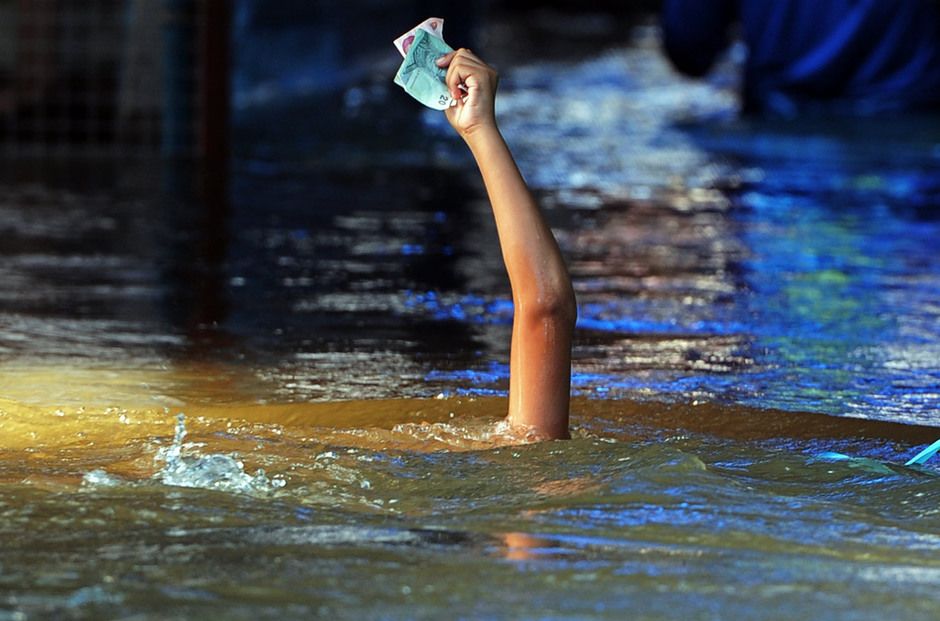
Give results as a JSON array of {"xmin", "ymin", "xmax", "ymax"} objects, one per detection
[{"xmin": 435, "ymin": 51, "xmax": 456, "ymax": 67}]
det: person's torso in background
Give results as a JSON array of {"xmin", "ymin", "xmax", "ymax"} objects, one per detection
[{"xmin": 663, "ymin": 0, "xmax": 940, "ymax": 116}]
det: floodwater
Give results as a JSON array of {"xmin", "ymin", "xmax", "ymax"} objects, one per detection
[{"xmin": 3, "ymin": 17, "xmax": 940, "ymax": 621}]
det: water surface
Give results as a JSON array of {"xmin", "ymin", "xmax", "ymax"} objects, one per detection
[{"xmin": 2, "ymin": 15, "xmax": 940, "ymax": 621}]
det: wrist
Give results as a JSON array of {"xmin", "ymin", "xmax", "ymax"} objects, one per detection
[{"xmin": 461, "ymin": 122, "xmax": 503, "ymax": 150}]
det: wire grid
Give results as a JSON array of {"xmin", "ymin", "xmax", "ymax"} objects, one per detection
[{"xmin": 0, "ymin": 0, "xmax": 204, "ymax": 156}]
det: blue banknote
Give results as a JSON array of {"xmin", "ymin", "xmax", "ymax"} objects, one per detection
[{"xmin": 394, "ymin": 27, "xmax": 454, "ymax": 110}]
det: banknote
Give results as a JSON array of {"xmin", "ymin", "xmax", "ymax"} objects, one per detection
[
  {"xmin": 393, "ymin": 27, "xmax": 454, "ymax": 110},
  {"xmin": 393, "ymin": 17, "xmax": 445, "ymax": 58}
]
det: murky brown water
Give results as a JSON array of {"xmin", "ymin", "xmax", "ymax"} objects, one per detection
[{"xmin": 2, "ymin": 11, "xmax": 940, "ymax": 621}]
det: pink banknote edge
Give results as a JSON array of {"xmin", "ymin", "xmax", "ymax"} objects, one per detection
[{"xmin": 393, "ymin": 17, "xmax": 445, "ymax": 57}]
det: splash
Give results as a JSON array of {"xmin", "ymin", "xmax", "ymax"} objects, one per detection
[
  {"xmin": 81, "ymin": 469, "xmax": 123, "ymax": 487},
  {"xmin": 153, "ymin": 413, "xmax": 286, "ymax": 494},
  {"xmin": 390, "ymin": 417, "xmax": 545, "ymax": 448}
]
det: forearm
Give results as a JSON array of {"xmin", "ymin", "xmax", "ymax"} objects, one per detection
[
  {"xmin": 465, "ymin": 125, "xmax": 576, "ymax": 439},
  {"xmin": 439, "ymin": 48, "xmax": 575, "ymax": 438},
  {"xmin": 464, "ymin": 126, "xmax": 574, "ymax": 311}
]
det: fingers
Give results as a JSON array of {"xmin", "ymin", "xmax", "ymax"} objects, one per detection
[
  {"xmin": 435, "ymin": 48, "xmax": 485, "ymax": 68},
  {"xmin": 439, "ymin": 48, "xmax": 497, "ymax": 103},
  {"xmin": 435, "ymin": 50, "xmax": 457, "ymax": 68}
]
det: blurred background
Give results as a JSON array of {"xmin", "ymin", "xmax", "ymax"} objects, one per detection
[{"xmin": 0, "ymin": 0, "xmax": 659, "ymax": 157}]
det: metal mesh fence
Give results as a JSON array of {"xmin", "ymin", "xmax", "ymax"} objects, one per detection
[{"xmin": 0, "ymin": 0, "xmax": 220, "ymax": 157}]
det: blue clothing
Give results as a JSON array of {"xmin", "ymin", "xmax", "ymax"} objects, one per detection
[{"xmin": 662, "ymin": 0, "xmax": 940, "ymax": 115}]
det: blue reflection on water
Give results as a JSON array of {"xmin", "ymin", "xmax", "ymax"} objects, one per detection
[
  {"xmin": 727, "ymin": 128, "xmax": 940, "ymax": 423},
  {"xmin": 413, "ymin": 46, "xmax": 940, "ymax": 427},
  {"xmin": 226, "ymin": 19, "xmax": 939, "ymax": 428}
]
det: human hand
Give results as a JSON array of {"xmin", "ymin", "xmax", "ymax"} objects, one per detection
[{"xmin": 435, "ymin": 49, "xmax": 499, "ymax": 139}]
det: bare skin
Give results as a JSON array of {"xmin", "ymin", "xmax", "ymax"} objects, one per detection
[{"xmin": 437, "ymin": 49, "xmax": 577, "ymax": 440}]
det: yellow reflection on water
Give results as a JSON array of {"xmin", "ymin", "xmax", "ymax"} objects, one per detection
[
  {"xmin": 2, "ymin": 360, "xmax": 937, "ymax": 487},
  {"xmin": 0, "ymin": 362, "xmax": 530, "ymax": 485}
]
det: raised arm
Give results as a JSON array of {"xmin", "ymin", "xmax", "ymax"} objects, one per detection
[{"xmin": 437, "ymin": 49, "xmax": 577, "ymax": 439}]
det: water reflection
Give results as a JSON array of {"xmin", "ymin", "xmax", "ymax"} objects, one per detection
[
  {"xmin": 2, "ymin": 382, "xmax": 940, "ymax": 619},
  {"xmin": 3, "ymin": 10, "xmax": 940, "ymax": 621},
  {"xmin": 2, "ymin": 19, "xmax": 939, "ymax": 425}
]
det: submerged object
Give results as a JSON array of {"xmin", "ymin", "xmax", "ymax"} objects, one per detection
[
  {"xmin": 817, "ymin": 436, "xmax": 940, "ymax": 472},
  {"xmin": 815, "ymin": 451, "xmax": 898, "ymax": 475},
  {"xmin": 905, "ymin": 438, "xmax": 940, "ymax": 466}
]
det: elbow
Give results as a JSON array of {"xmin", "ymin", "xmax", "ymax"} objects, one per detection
[{"xmin": 518, "ymin": 281, "xmax": 578, "ymax": 331}]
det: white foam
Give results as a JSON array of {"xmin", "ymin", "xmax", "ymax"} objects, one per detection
[{"xmin": 153, "ymin": 413, "xmax": 286, "ymax": 494}]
